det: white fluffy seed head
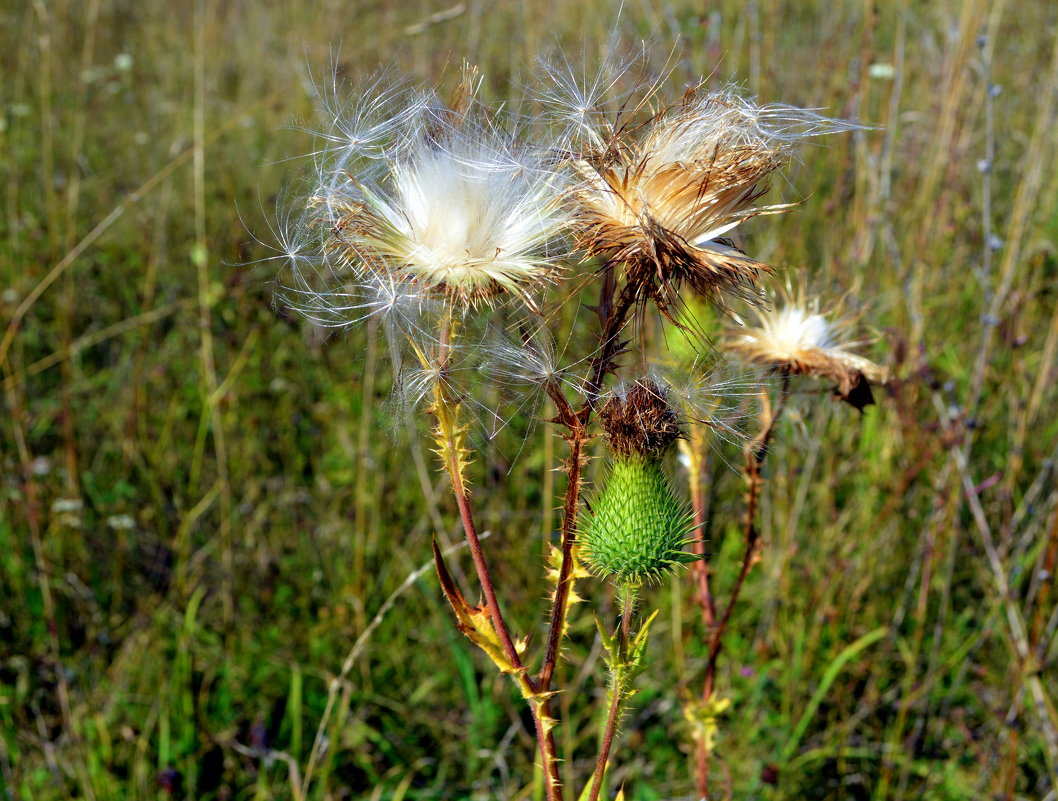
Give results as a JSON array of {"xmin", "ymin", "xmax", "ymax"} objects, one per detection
[
  {"xmin": 749, "ymin": 305, "xmax": 835, "ymax": 355},
  {"xmin": 279, "ymin": 68, "xmax": 574, "ymax": 340},
  {"xmin": 318, "ymin": 117, "xmax": 570, "ymax": 314},
  {"xmin": 725, "ymin": 282, "xmax": 888, "ymax": 406},
  {"xmin": 534, "ymin": 44, "xmax": 867, "ymax": 318},
  {"xmin": 344, "ymin": 134, "xmax": 568, "ymax": 307},
  {"xmin": 548, "ymin": 72, "xmax": 864, "ymax": 313}
]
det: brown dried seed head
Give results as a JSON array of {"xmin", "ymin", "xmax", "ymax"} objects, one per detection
[
  {"xmin": 724, "ymin": 299, "xmax": 889, "ymax": 411},
  {"xmin": 600, "ymin": 379, "xmax": 684, "ymax": 459}
]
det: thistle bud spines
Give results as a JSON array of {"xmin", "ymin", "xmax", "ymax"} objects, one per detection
[{"xmin": 581, "ymin": 458, "xmax": 696, "ymax": 585}]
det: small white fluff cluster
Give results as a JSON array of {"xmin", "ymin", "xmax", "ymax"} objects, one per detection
[{"xmin": 745, "ymin": 305, "xmax": 836, "ymax": 355}]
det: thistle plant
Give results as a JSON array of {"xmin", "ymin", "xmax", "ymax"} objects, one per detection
[
  {"xmin": 275, "ymin": 54, "xmax": 884, "ymax": 800},
  {"xmin": 677, "ymin": 282, "xmax": 889, "ymax": 796}
]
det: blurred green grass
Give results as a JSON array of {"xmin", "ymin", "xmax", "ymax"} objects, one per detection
[{"xmin": 2, "ymin": 1, "xmax": 1057, "ymax": 799}]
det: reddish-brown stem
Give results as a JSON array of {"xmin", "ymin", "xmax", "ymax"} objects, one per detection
[
  {"xmin": 535, "ymin": 266, "xmax": 633, "ymax": 796},
  {"xmin": 580, "ymin": 278, "xmax": 636, "ymax": 421},
  {"xmin": 702, "ymin": 515, "xmax": 760, "ymax": 685},
  {"xmin": 452, "ymin": 488, "xmax": 527, "ymax": 678},
  {"xmin": 696, "ymin": 734, "xmax": 710, "ymax": 800},
  {"xmin": 696, "ymin": 371, "xmax": 790, "ymax": 799},
  {"xmin": 539, "ymin": 387, "xmax": 585, "ymax": 692},
  {"xmin": 433, "ymin": 322, "xmax": 527, "ymax": 674},
  {"xmin": 690, "ymin": 445, "xmax": 716, "ymax": 629},
  {"xmin": 541, "ymin": 266, "xmax": 629, "ymax": 690},
  {"xmin": 534, "ymin": 378, "xmax": 589, "ymax": 801},
  {"xmin": 588, "ymin": 687, "xmax": 622, "ymax": 801},
  {"xmin": 450, "ymin": 483, "xmax": 563, "ymax": 799}
]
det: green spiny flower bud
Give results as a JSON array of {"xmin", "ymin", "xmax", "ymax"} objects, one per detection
[{"xmin": 581, "ymin": 457, "xmax": 697, "ymax": 585}]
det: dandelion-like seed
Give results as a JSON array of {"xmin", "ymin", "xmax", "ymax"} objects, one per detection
[
  {"xmin": 562, "ymin": 83, "xmax": 860, "ymax": 317},
  {"xmin": 481, "ymin": 325, "xmax": 594, "ymax": 398},
  {"xmin": 725, "ymin": 289, "xmax": 888, "ymax": 410},
  {"xmin": 661, "ymin": 360, "xmax": 765, "ymax": 452}
]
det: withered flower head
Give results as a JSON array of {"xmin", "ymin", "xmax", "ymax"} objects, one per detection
[
  {"xmin": 725, "ymin": 288, "xmax": 888, "ymax": 410},
  {"xmin": 600, "ymin": 378, "xmax": 684, "ymax": 459},
  {"xmin": 323, "ymin": 137, "xmax": 566, "ymax": 311},
  {"xmin": 566, "ymin": 86, "xmax": 859, "ymax": 317},
  {"xmin": 306, "ymin": 69, "xmax": 569, "ymax": 317}
]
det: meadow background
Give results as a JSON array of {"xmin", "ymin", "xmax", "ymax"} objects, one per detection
[{"xmin": 2, "ymin": 0, "xmax": 1058, "ymax": 799}]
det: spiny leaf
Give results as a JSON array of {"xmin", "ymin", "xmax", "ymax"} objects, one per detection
[
  {"xmin": 546, "ymin": 543, "xmax": 591, "ymax": 584},
  {"xmin": 683, "ymin": 694, "xmax": 732, "ymax": 751},
  {"xmin": 432, "ymin": 540, "xmax": 521, "ymax": 676},
  {"xmin": 430, "ymin": 395, "xmax": 473, "ymax": 493},
  {"xmin": 545, "ymin": 542, "xmax": 564, "ymax": 584}
]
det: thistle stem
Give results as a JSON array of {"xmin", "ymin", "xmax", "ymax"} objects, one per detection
[
  {"xmin": 696, "ymin": 370, "xmax": 791, "ymax": 798},
  {"xmin": 448, "ymin": 481, "xmax": 562, "ymax": 800},
  {"xmin": 581, "ymin": 272, "xmax": 635, "ymax": 419},
  {"xmin": 620, "ymin": 584, "xmax": 636, "ymax": 644},
  {"xmin": 540, "ymin": 265, "xmax": 624, "ymax": 693},
  {"xmin": 450, "ymin": 486, "xmax": 526, "ymax": 676},
  {"xmin": 429, "ymin": 357, "xmax": 562, "ymax": 799},
  {"xmin": 588, "ymin": 587, "xmax": 637, "ymax": 801},
  {"xmin": 540, "ymin": 382, "xmax": 587, "ymax": 693},
  {"xmin": 529, "ymin": 378, "xmax": 590, "ymax": 801},
  {"xmin": 588, "ymin": 685, "xmax": 623, "ymax": 801},
  {"xmin": 688, "ymin": 438, "xmax": 716, "ymax": 629}
]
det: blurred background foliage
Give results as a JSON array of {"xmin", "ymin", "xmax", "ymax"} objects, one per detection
[{"xmin": 1, "ymin": 0, "xmax": 1057, "ymax": 799}]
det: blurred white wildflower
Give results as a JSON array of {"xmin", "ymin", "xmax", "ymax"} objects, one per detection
[
  {"xmin": 106, "ymin": 514, "xmax": 136, "ymax": 530},
  {"xmin": 51, "ymin": 498, "xmax": 83, "ymax": 528},
  {"xmin": 51, "ymin": 498, "xmax": 83, "ymax": 514}
]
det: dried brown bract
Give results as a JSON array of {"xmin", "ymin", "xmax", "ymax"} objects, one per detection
[{"xmin": 600, "ymin": 379, "xmax": 684, "ymax": 458}]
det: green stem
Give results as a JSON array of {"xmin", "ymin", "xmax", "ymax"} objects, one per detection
[{"xmin": 588, "ymin": 584, "xmax": 638, "ymax": 801}]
